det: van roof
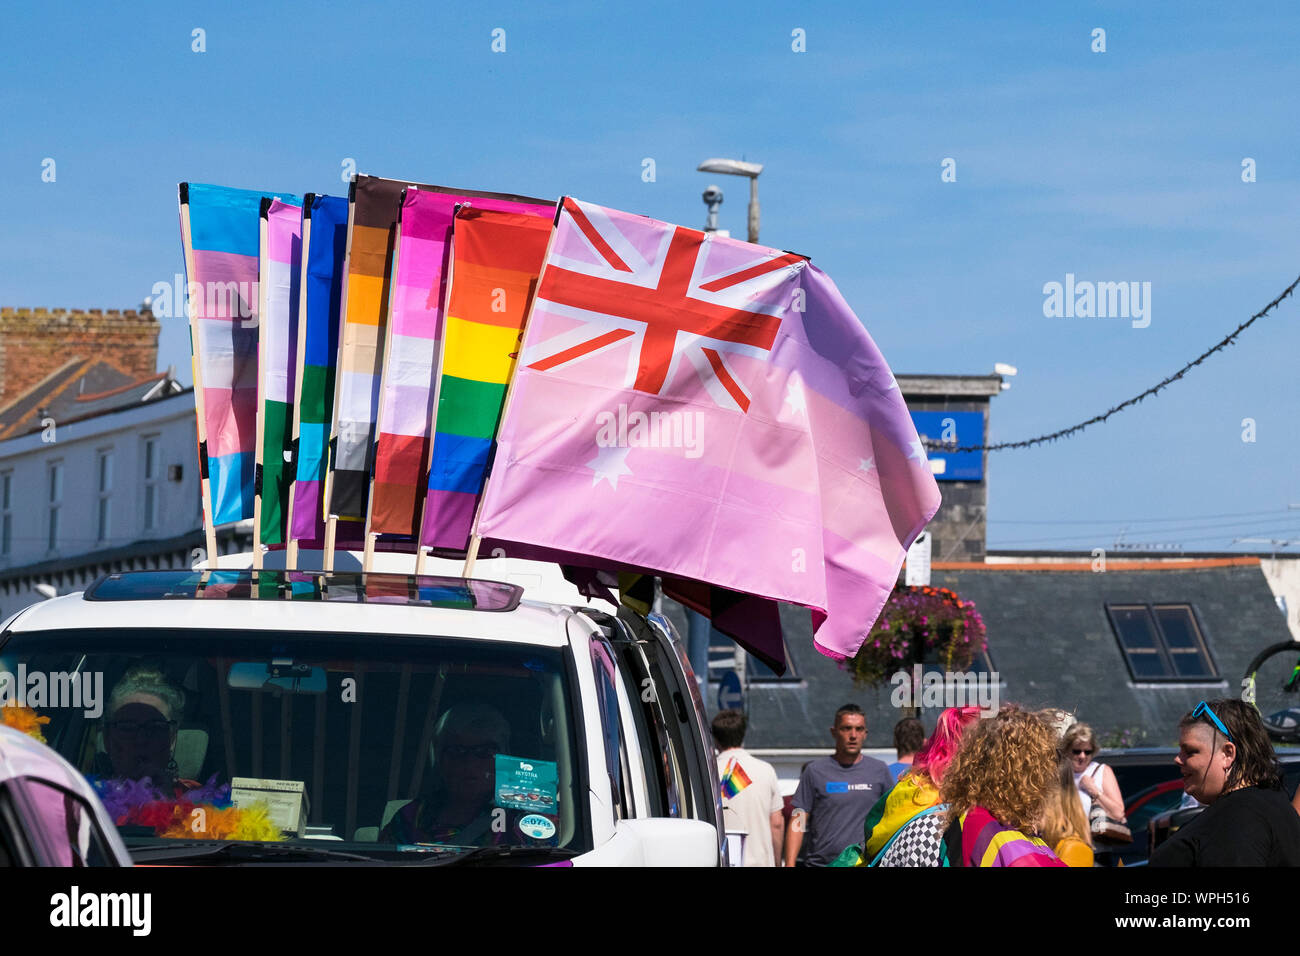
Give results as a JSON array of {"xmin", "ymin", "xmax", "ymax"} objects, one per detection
[{"xmin": 3, "ymin": 570, "xmax": 578, "ymax": 646}]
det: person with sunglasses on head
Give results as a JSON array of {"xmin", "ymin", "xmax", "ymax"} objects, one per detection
[
  {"xmin": 1062, "ymin": 722, "xmax": 1126, "ymax": 826},
  {"xmin": 1149, "ymin": 698, "xmax": 1300, "ymax": 866}
]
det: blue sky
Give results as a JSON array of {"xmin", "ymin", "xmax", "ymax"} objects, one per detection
[{"xmin": 3, "ymin": 0, "xmax": 1298, "ymax": 553}]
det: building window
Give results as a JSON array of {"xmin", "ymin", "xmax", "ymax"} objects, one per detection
[
  {"xmin": 47, "ymin": 461, "xmax": 63, "ymax": 552},
  {"xmin": 96, "ymin": 449, "xmax": 113, "ymax": 543},
  {"xmin": 1, "ymin": 471, "xmax": 11, "ymax": 557},
  {"xmin": 143, "ymin": 436, "xmax": 160, "ymax": 531},
  {"xmin": 1105, "ymin": 603, "xmax": 1218, "ymax": 681}
]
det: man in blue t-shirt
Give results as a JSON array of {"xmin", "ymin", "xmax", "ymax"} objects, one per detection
[{"xmin": 784, "ymin": 703, "xmax": 894, "ymax": 867}]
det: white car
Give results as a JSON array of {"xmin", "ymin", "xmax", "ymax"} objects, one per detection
[
  {"xmin": 0, "ymin": 557, "xmax": 722, "ymax": 866},
  {"xmin": 0, "ymin": 724, "xmax": 133, "ymax": 866}
]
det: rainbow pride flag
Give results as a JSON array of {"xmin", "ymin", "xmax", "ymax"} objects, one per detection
[
  {"xmin": 369, "ymin": 186, "xmax": 552, "ymax": 541},
  {"xmin": 289, "ymin": 194, "xmax": 348, "ymax": 542},
  {"xmin": 720, "ymin": 757, "xmax": 752, "ymax": 798},
  {"xmin": 180, "ymin": 182, "xmax": 298, "ymax": 526},
  {"xmin": 258, "ymin": 197, "xmax": 303, "ymax": 545},
  {"xmin": 418, "ymin": 203, "xmax": 552, "ymax": 550}
]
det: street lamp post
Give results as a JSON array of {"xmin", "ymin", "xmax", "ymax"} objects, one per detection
[{"xmin": 697, "ymin": 158, "xmax": 763, "ymax": 243}]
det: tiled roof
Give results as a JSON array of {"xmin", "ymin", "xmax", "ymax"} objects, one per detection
[
  {"xmin": 0, "ymin": 362, "xmax": 182, "ymax": 441},
  {"xmin": 676, "ymin": 560, "xmax": 1292, "ymax": 749}
]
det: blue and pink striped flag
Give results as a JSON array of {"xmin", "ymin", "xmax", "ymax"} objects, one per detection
[{"xmin": 181, "ymin": 182, "xmax": 298, "ymax": 526}]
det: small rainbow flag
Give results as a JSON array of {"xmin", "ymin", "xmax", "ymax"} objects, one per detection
[{"xmin": 720, "ymin": 757, "xmax": 752, "ymax": 798}]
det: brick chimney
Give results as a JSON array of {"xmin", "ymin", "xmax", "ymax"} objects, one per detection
[{"xmin": 0, "ymin": 306, "xmax": 160, "ymax": 406}]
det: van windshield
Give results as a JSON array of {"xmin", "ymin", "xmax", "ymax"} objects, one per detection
[{"xmin": 0, "ymin": 628, "xmax": 585, "ymax": 863}]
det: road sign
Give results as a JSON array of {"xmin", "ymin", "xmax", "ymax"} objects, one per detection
[{"xmin": 717, "ymin": 669, "xmax": 744, "ymax": 711}]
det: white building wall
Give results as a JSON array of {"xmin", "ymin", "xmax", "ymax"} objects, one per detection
[{"xmin": 0, "ymin": 393, "xmax": 202, "ymax": 615}]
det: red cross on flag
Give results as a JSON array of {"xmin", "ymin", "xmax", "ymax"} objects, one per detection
[{"xmin": 523, "ymin": 197, "xmax": 805, "ymax": 413}]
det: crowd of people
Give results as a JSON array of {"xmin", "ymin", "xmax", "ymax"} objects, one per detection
[{"xmin": 713, "ymin": 698, "xmax": 1300, "ymax": 866}]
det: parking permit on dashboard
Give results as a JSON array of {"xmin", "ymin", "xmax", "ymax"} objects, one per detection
[{"xmin": 494, "ymin": 755, "xmax": 558, "ymax": 813}]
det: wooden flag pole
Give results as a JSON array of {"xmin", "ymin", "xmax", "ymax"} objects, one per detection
[
  {"xmin": 460, "ymin": 196, "xmax": 565, "ymax": 580},
  {"xmin": 179, "ymin": 184, "xmax": 221, "ymax": 570},
  {"xmin": 414, "ymin": 199, "xmax": 462, "ymax": 577},
  {"xmin": 284, "ymin": 194, "xmax": 315, "ymax": 571},
  {"xmin": 251, "ymin": 198, "xmax": 271, "ymax": 570},
  {"xmin": 360, "ymin": 187, "xmax": 408, "ymax": 575}
]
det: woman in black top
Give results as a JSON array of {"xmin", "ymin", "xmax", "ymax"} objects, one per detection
[{"xmin": 1150, "ymin": 698, "xmax": 1300, "ymax": 867}]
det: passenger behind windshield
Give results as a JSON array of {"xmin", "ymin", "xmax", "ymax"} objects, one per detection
[
  {"xmin": 383, "ymin": 703, "xmax": 517, "ymax": 847},
  {"xmin": 102, "ymin": 666, "xmax": 197, "ymax": 794}
]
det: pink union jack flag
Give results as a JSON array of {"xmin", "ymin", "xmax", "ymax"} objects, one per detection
[{"xmin": 523, "ymin": 197, "xmax": 806, "ymax": 413}]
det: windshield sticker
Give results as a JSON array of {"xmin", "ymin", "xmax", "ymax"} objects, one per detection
[
  {"xmin": 518, "ymin": 814, "xmax": 557, "ymax": 840},
  {"xmin": 495, "ymin": 755, "xmax": 558, "ymax": 813}
]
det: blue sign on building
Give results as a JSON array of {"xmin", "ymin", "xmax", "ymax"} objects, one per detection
[
  {"xmin": 717, "ymin": 670, "xmax": 744, "ymax": 712},
  {"xmin": 909, "ymin": 411, "xmax": 984, "ymax": 481}
]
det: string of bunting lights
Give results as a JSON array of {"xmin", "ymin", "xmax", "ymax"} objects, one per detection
[{"xmin": 924, "ymin": 271, "xmax": 1300, "ymax": 454}]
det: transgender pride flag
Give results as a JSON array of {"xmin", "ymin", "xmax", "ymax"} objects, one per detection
[
  {"xmin": 475, "ymin": 198, "xmax": 941, "ymax": 661},
  {"xmin": 258, "ymin": 197, "xmax": 303, "ymax": 545},
  {"xmin": 181, "ymin": 182, "xmax": 298, "ymax": 526},
  {"xmin": 289, "ymin": 194, "xmax": 348, "ymax": 542}
]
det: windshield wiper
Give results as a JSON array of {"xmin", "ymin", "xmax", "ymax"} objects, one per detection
[
  {"xmin": 416, "ymin": 845, "xmax": 578, "ymax": 866},
  {"xmin": 128, "ymin": 841, "xmax": 385, "ymax": 864}
]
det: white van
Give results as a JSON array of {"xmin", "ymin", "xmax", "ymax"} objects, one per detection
[{"xmin": 0, "ymin": 559, "xmax": 723, "ymax": 866}]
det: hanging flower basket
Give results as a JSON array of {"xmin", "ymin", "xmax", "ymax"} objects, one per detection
[{"xmin": 844, "ymin": 585, "xmax": 988, "ymax": 689}]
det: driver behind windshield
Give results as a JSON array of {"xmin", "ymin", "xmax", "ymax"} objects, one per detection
[
  {"xmin": 382, "ymin": 703, "xmax": 512, "ymax": 846},
  {"xmin": 102, "ymin": 665, "xmax": 197, "ymax": 794}
]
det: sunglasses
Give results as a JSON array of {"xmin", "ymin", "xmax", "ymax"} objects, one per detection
[
  {"xmin": 1192, "ymin": 701, "xmax": 1234, "ymax": 743},
  {"xmin": 1071, "ymin": 748, "xmax": 1094, "ymax": 756}
]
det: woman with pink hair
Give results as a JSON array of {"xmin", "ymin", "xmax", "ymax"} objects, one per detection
[{"xmin": 831, "ymin": 706, "xmax": 982, "ymax": 866}]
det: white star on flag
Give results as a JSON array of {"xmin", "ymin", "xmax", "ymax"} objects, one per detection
[
  {"xmin": 783, "ymin": 374, "xmax": 808, "ymax": 418},
  {"xmin": 908, "ymin": 439, "xmax": 929, "ymax": 465},
  {"xmin": 858, "ymin": 457, "xmax": 875, "ymax": 472},
  {"xmin": 587, "ymin": 445, "xmax": 634, "ymax": 490}
]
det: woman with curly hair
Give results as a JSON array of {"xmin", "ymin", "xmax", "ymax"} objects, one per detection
[
  {"xmin": 1149, "ymin": 699, "xmax": 1300, "ymax": 866},
  {"xmin": 938, "ymin": 705, "xmax": 1065, "ymax": 867}
]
